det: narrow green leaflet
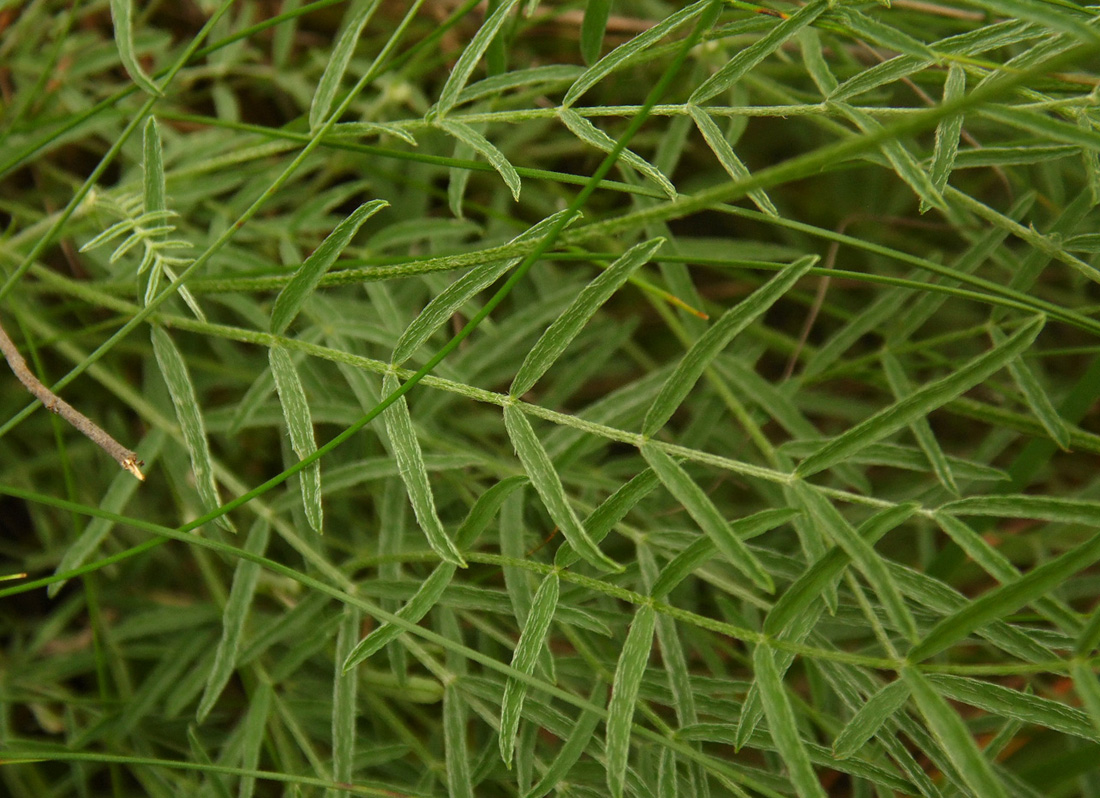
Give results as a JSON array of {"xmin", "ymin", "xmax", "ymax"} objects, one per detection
[
  {"xmin": 503, "ymin": 403, "xmax": 622, "ymax": 572},
  {"xmin": 961, "ymin": 0, "xmax": 1100, "ymax": 46},
  {"xmin": 143, "ymin": 118, "xmax": 167, "ymax": 219},
  {"xmin": 270, "ymin": 200, "xmax": 388, "ymax": 336},
  {"xmin": 796, "ymin": 316, "xmax": 1044, "ymax": 479},
  {"xmin": 332, "ymin": 607, "xmax": 361, "ymax": 798},
  {"xmin": 510, "ymin": 237, "xmax": 663, "ymax": 397},
  {"xmin": 1077, "ymin": 603, "xmax": 1100, "ymax": 657},
  {"xmin": 342, "ymin": 477, "xmax": 526, "ymax": 670},
  {"xmin": 109, "ymin": 0, "xmax": 161, "ymax": 96},
  {"xmin": 269, "ymin": 345, "xmax": 323, "ymax": 533},
  {"xmin": 925, "ymin": 64, "xmax": 966, "ymax": 212},
  {"xmin": 524, "ymin": 685, "xmax": 607, "ymax": 798},
  {"xmin": 391, "ymin": 209, "xmax": 575, "ymax": 366},
  {"xmin": 833, "ymin": 680, "xmax": 911, "ymax": 759},
  {"xmin": 777, "ymin": 439, "xmax": 1007, "ymax": 482},
  {"xmin": 151, "ymin": 326, "xmax": 233, "ymax": 532},
  {"xmin": 444, "ymin": 683, "xmax": 474, "ymax": 798},
  {"xmin": 644, "ymin": 257, "xmax": 816, "ymax": 437},
  {"xmin": 930, "ymin": 514, "xmax": 1082, "ymax": 638},
  {"xmin": 641, "ymin": 445, "xmax": 774, "ymax": 593},
  {"xmin": 345, "ymin": 565, "xmax": 454, "ymax": 670},
  {"xmin": 558, "ymin": 108, "xmax": 677, "ymax": 199},
  {"xmin": 1070, "ymin": 659, "xmax": 1100, "ymax": 738},
  {"xmin": 799, "ymin": 28, "xmax": 837, "ymax": 96},
  {"xmin": 928, "ymin": 673, "xmax": 1100, "ymax": 743},
  {"xmin": 197, "ymin": 520, "xmax": 269, "ymax": 723},
  {"xmin": 902, "ymin": 667, "xmax": 1009, "ymax": 798},
  {"xmin": 49, "ymin": 431, "xmax": 165, "ymax": 597},
  {"xmin": 651, "ymin": 508, "xmax": 800, "ymax": 600},
  {"xmin": 939, "ymin": 495, "xmax": 1100, "ymax": 526},
  {"xmin": 449, "ymin": 135, "xmax": 475, "ymax": 218},
  {"xmin": 789, "ymin": 481, "xmax": 917, "ymax": 642},
  {"xmin": 688, "ymin": 106, "xmax": 778, "ymax": 216},
  {"xmin": 555, "ymin": 468, "xmax": 661, "ymax": 568},
  {"xmin": 309, "ymin": 0, "xmax": 384, "ymax": 130},
  {"xmin": 764, "ymin": 502, "xmax": 919, "ymax": 636},
  {"xmin": 835, "ymin": 103, "xmax": 946, "ymax": 212},
  {"xmin": 579, "ymin": 0, "xmax": 612, "ymax": 65},
  {"xmin": 606, "ymin": 605, "xmax": 656, "ymax": 798},
  {"xmin": 382, "ymin": 372, "xmax": 466, "ymax": 566},
  {"xmin": 434, "ymin": 0, "xmax": 522, "ymax": 117},
  {"xmin": 457, "ymin": 65, "xmax": 583, "ymax": 105},
  {"xmin": 753, "ymin": 644, "xmax": 829, "ymax": 798},
  {"xmin": 801, "ymin": 280, "xmax": 909, "ymax": 381},
  {"xmin": 689, "ymin": 0, "xmax": 827, "ymax": 105},
  {"xmin": 990, "ymin": 326, "xmax": 1070, "ymax": 449},
  {"xmin": 733, "ymin": 504, "xmax": 921, "ymax": 751},
  {"xmin": 564, "ymin": 1, "xmax": 708, "ymax": 106},
  {"xmin": 882, "ymin": 350, "xmax": 958, "ymax": 495},
  {"xmin": 437, "ymin": 119, "xmax": 522, "ymax": 201},
  {"xmin": 238, "ymin": 682, "xmax": 273, "ymax": 798},
  {"xmin": 833, "ymin": 6, "xmax": 935, "ymax": 59},
  {"xmin": 500, "ymin": 573, "xmax": 560, "ymax": 766},
  {"xmin": 909, "ymin": 531, "xmax": 1100, "ymax": 662}
]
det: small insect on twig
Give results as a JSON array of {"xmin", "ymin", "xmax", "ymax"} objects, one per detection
[{"xmin": 0, "ymin": 317, "xmax": 144, "ymax": 481}]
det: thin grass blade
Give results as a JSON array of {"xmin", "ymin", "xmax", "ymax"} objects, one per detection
[
  {"xmin": 928, "ymin": 673, "xmax": 1100, "ymax": 743},
  {"xmin": 524, "ymin": 684, "xmax": 606, "ymax": 798},
  {"xmin": 343, "ymin": 477, "xmax": 525, "ymax": 670},
  {"xmin": 789, "ymin": 481, "xmax": 917, "ymax": 642},
  {"xmin": 332, "ymin": 606, "xmax": 361, "ymax": 798},
  {"xmin": 555, "ymin": 468, "xmax": 661, "ymax": 568},
  {"xmin": 1070, "ymin": 659, "xmax": 1100, "ymax": 737},
  {"xmin": 881, "ymin": 350, "xmax": 959, "ymax": 495},
  {"xmin": 142, "ymin": 117, "xmax": 166, "ymax": 219},
  {"xmin": 444, "ymin": 683, "xmax": 473, "ymax": 798}
]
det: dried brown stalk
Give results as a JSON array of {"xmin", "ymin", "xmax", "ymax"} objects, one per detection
[{"xmin": 0, "ymin": 317, "xmax": 144, "ymax": 480}]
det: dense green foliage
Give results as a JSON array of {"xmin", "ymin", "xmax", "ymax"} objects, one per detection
[{"xmin": 3, "ymin": 1, "xmax": 1100, "ymax": 796}]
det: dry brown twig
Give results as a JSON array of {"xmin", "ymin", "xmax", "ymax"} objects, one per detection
[{"xmin": 0, "ymin": 316, "xmax": 144, "ymax": 480}]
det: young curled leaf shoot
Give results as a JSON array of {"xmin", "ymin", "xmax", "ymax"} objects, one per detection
[{"xmin": 0, "ymin": 318, "xmax": 143, "ymax": 480}]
